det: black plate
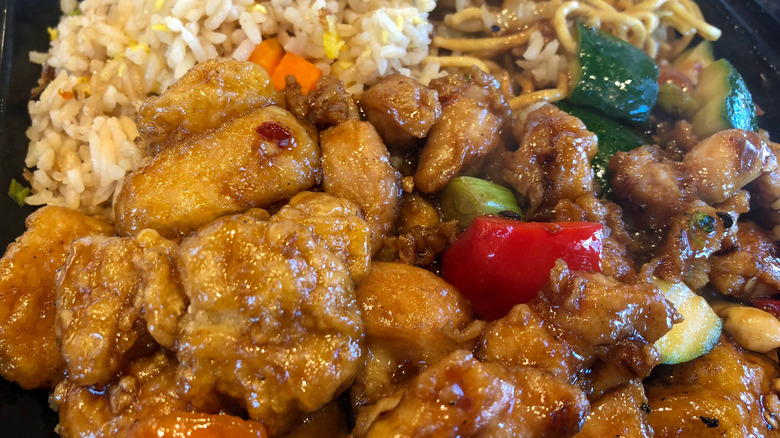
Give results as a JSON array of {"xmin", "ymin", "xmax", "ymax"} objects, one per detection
[{"xmin": 1, "ymin": 0, "xmax": 779, "ymax": 436}]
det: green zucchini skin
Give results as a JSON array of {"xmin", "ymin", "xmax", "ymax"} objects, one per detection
[
  {"xmin": 672, "ymin": 40, "xmax": 714, "ymax": 81},
  {"xmin": 556, "ymin": 100, "xmax": 649, "ymax": 195},
  {"xmin": 439, "ymin": 176, "xmax": 523, "ymax": 227},
  {"xmin": 691, "ymin": 59, "xmax": 758, "ymax": 138},
  {"xmin": 569, "ymin": 23, "xmax": 659, "ymax": 126}
]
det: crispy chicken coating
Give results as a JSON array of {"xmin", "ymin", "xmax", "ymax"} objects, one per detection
[
  {"xmin": 413, "ymin": 66, "xmax": 510, "ymax": 194},
  {"xmin": 359, "ymin": 74, "xmax": 441, "ymax": 149},
  {"xmin": 646, "ymin": 337, "xmax": 780, "ymax": 437},
  {"xmin": 682, "ymin": 129, "xmax": 776, "ymax": 204},
  {"xmin": 0, "ymin": 206, "xmax": 113, "ymax": 389},
  {"xmin": 573, "ymin": 380, "xmax": 653, "ymax": 438},
  {"xmin": 477, "ymin": 303, "xmax": 578, "ymax": 382},
  {"xmin": 531, "ymin": 260, "xmax": 678, "ymax": 396},
  {"xmin": 320, "ymin": 120, "xmax": 402, "ymax": 253},
  {"xmin": 272, "ymin": 192, "xmax": 371, "ymax": 282},
  {"xmin": 749, "ymin": 139, "xmax": 780, "ymax": 235},
  {"xmin": 55, "ymin": 229, "xmax": 180, "ymax": 386},
  {"xmin": 610, "ymin": 144, "xmax": 699, "ymax": 229},
  {"xmin": 174, "ymin": 211, "xmax": 363, "ymax": 434},
  {"xmin": 54, "ymin": 351, "xmax": 192, "ymax": 438},
  {"xmin": 352, "ymin": 262, "xmax": 475, "ymax": 408},
  {"xmin": 503, "ymin": 104, "xmax": 598, "ymax": 219},
  {"xmin": 137, "ymin": 58, "xmax": 282, "ymax": 154},
  {"xmin": 284, "ymin": 75, "xmax": 360, "ymax": 129},
  {"xmin": 115, "ymin": 105, "xmax": 321, "ymax": 240},
  {"xmin": 709, "ymin": 221, "xmax": 780, "ymax": 300},
  {"xmin": 355, "ymin": 350, "xmax": 588, "ymax": 438}
]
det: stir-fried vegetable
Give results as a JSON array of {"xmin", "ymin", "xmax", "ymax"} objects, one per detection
[
  {"xmin": 248, "ymin": 38, "xmax": 322, "ymax": 94},
  {"xmin": 248, "ymin": 38, "xmax": 285, "ymax": 76},
  {"xmin": 672, "ymin": 40, "xmax": 714, "ymax": 82},
  {"xmin": 691, "ymin": 59, "xmax": 757, "ymax": 138},
  {"xmin": 270, "ymin": 52, "xmax": 322, "ymax": 94},
  {"xmin": 439, "ymin": 176, "xmax": 522, "ymax": 227},
  {"xmin": 440, "ymin": 217, "xmax": 603, "ymax": 319},
  {"xmin": 8, "ymin": 179, "xmax": 30, "ymax": 207},
  {"xmin": 568, "ymin": 22, "xmax": 659, "ymax": 126},
  {"xmin": 652, "ymin": 279, "xmax": 722, "ymax": 365}
]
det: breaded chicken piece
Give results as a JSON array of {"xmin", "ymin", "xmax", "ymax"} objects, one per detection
[
  {"xmin": 646, "ymin": 337, "xmax": 780, "ymax": 437},
  {"xmin": 54, "ymin": 351, "xmax": 194, "ymax": 438},
  {"xmin": 531, "ymin": 260, "xmax": 679, "ymax": 397},
  {"xmin": 175, "ymin": 211, "xmax": 363, "ymax": 434},
  {"xmin": 320, "ymin": 120, "xmax": 402, "ymax": 253},
  {"xmin": 359, "ymin": 74, "xmax": 441, "ymax": 149},
  {"xmin": 115, "ymin": 105, "xmax": 321, "ymax": 240},
  {"xmin": 573, "ymin": 380, "xmax": 653, "ymax": 438},
  {"xmin": 272, "ymin": 192, "xmax": 371, "ymax": 282},
  {"xmin": 56, "ymin": 229, "xmax": 182, "ymax": 386},
  {"xmin": 0, "ymin": 206, "xmax": 113, "ymax": 389},
  {"xmin": 414, "ymin": 67, "xmax": 510, "ymax": 194},
  {"xmin": 503, "ymin": 104, "xmax": 598, "ymax": 220},
  {"xmin": 355, "ymin": 350, "xmax": 588, "ymax": 438},
  {"xmin": 477, "ymin": 303, "xmax": 578, "ymax": 382},
  {"xmin": 351, "ymin": 262, "xmax": 475, "ymax": 408},
  {"xmin": 137, "ymin": 58, "xmax": 282, "ymax": 154},
  {"xmin": 709, "ymin": 221, "xmax": 780, "ymax": 300}
]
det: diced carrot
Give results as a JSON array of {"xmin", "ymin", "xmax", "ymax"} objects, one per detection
[
  {"xmin": 126, "ymin": 412, "xmax": 268, "ymax": 438},
  {"xmin": 248, "ymin": 38, "xmax": 285, "ymax": 75},
  {"xmin": 270, "ymin": 52, "xmax": 322, "ymax": 94},
  {"xmin": 58, "ymin": 89, "xmax": 75, "ymax": 100}
]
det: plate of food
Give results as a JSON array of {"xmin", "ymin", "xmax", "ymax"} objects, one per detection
[{"xmin": 1, "ymin": 0, "xmax": 780, "ymax": 436}]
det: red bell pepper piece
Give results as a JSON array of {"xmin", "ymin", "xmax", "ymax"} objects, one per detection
[
  {"xmin": 751, "ymin": 297, "xmax": 780, "ymax": 319},
  {"xmin": 440, "ymin": 216, "xmax": 604, "ymax": 320}
]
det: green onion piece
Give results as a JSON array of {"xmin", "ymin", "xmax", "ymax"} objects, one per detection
[
  {"xmin": 439, "ymin": 176, "xmax": 522, "ymax": 227},
  {"xmin": 8, "ymin": 179, "xmax": 30, "ymax": 207}
]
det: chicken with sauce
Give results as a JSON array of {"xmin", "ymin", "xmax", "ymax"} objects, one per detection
[{"xmin": 3, "ymin": 54, "xmax": 780, "ymax": 438}]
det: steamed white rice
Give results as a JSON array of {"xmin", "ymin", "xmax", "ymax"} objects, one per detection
[{"xmin": 25, "ymin": 0, "xmax": 441, "ymax": 213}]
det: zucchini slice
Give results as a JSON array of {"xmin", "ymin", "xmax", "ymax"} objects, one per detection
[
  {"xmin": 691, "ymin": 59, "xmax": 758, "ymax": 138},
  {"xmin": 672, "ymin": 40, "xmax": 715, "ymax": 83},
  {"xmin": 569, "ymin": 23, "xmax": 659, "ymax": 126}
]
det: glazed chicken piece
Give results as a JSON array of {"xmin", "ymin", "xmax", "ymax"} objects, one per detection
[
  {"xmin": 649, "ymin": 203, "xmax": 734, "ymax": 285},
  {"xmin": 115, "ymin": 105, "xmax": 321, "ymax": 240},
  {"xmin": 127, "ymin": 412, "xmax": 268, "ymax": 438},
  {"xmin": 355, "ymin": 350, "xmax": 588, "ymax": 438},
  {"xmin": 415, "ymin": 66, "xmax": 511, "ymax": 193},
  {"xmin": 55, "ymin": 229, "xmax": 182, "ymax": 386},
  {"xmin": 645, "ymin": 337, "xmax": 780, "ymax": 437},
  {"xmin": 531, "ymin": 260, "xmax": 678, "ymax": 397},
  {"xmin": 750, "ymin": 139, "xmax": 780, "ymax": 236},
  {"xmin": 503, "ymin": 104, "xmax": 598, "ymax": 219},
  {"xmin": 682, "ymin": 129, "xmax": 776, "ymax": 204},
  {"xmin": 709, "ymin": 221, "xmax": 780, "ymax": 300},
  {"xmin": 272, "ymin": 191, "xmax": 371, "ymax": 282},
  {"xmin": 573, "ymin": 380, "xmax": 653, "ymax": 438},
  {"xmin": 280, "ymin": 400, "xmax": 350, "ymax": 438},
  {"xmin": 359, "ymin": 74, "xmax": 441, "ymax": 149},
  {"xmin": 284, "ymin": 75, "xmax": 360, "ymax": 129},
  {"xmin": 54, "ymin": 350, "xmax": 194, "ymax": 438},
  {"xmin": 320, "ymin": 120, "xmax": 402, "ymax": 253},
  {"xmin": 137, "ymin": 58, "xmax": 282, "ymax": 154},
  {"xmin": 0, "ymin": 206, "xmax": 113, "ymax": 389},
  {"xmin": 174, "ymin": 211, "xmax": 363, "ymax": 434},
  {"xmin": 609, "ymin": 144, "xmax": 700, "ymax": 229},
  {"xmin": 351, "ymin": 262, "xmax": 475, "ymax": 408},
  {"xmin": 477, "ymin": 303, "xmax": 578, "ymax": 382},
  {"xmin": 476, "ymin": 260, "xmax": 677, "ymax": 399}
]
